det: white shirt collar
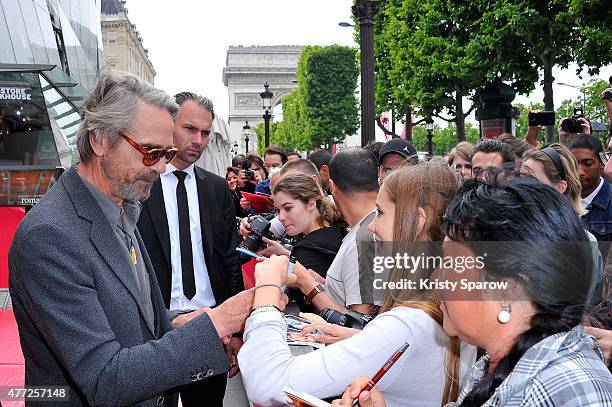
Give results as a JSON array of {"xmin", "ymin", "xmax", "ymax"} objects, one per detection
[
  {"xmin": 163, "ymin": 162, "xmax": 195, "ymax": 178},
  {"xmin": 581, "ymin": 177, "xmax": 604, "ymax": 210}
]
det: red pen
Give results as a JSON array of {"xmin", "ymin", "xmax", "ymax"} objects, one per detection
[{"xmin": 352, "ymin": 342, "xmax": 409, "ymax": 406}]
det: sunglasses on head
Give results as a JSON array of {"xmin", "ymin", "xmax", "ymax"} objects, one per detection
[{"xmin": 120, "ymin": 133, "xmax": 179, "ymax": 166}]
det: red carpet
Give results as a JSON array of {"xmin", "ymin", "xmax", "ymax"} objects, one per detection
[{"xmin": 0, "ymin": 310, "xmax": 25, "ymax": 407}]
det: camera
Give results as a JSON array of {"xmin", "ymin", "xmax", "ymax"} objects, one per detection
[
  {"xmin": 239, "ymin": 214, "xmax": 276, "ymax": 257},
  {"xmin": 244, "ymin": 169, "xmax": 256, "ymax": 180},
  {"xmin": 603, "ymin": 90, "xmax": 612, "ymax": 101},
  {"xmin": 560, "ymin": 108, "xmax": 585, "ymax": 134},
  {"xmin": 528, "ymin": 111, "xmax": 555, "ymax": 126},
  {"xmin": 320, "ymin": 308, "xmax": 374, "ymax": 330}
]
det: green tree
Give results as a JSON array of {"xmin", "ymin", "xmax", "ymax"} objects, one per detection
[
  {"xmin": 296, "ymin": 45, "xmax": 360, "ymax": 149},
  {"xmin": 254, "ymin": 122, "xmax": 280, "ymax": 157},
  {"xmin": 273, "ymin": 91, "xmax": 307, "ymax": 151},
  {"xmin": 411, "ymin": 123, "xmax": 480, "ymax": 155},
  {"xmin": 373, "ymin": 0, "xmax": 537, "ymax": 142},
  {"xmin": 477, "ymin": 0, "xmax": 612, "ymax": 143},
  {"xmin": 268, "ymin": 45, "xmax": 359, "ymax": 151}
]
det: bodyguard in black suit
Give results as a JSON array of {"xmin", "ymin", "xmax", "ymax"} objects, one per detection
[{"xmin": 138, "ymin": 92, "xmax": 243, "ymax": 407}]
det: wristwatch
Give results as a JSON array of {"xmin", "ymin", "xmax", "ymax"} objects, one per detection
[{"xmin": 304, "ymin": 283, "xmax": 325, "ymax": 305}]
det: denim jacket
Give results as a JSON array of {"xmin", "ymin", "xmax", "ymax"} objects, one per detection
[{"xmin": 583, "ymin": 178, "xmax": 612, "ymax": 256}]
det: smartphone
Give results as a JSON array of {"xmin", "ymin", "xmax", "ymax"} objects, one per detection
[
  {"xmin": 528, "ymin": 111, "xmax": 555, "ymax": 126},
  {"xmin": 235, "ymin": 247, "xmax": 263, "ymax": 259}
]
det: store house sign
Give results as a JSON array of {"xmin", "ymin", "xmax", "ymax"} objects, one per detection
[{"xmin": 0, "ymin": 87, "xmax": 32, "ymax": 101}]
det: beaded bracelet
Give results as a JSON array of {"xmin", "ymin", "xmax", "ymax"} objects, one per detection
[{"xmin": 249, "ymin": 304, "xmax": 282, "ymax": 317}]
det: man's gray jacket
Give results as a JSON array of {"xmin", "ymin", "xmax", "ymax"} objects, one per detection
[{"xmin": 8, "ymin": 166, "xmax": 228, "ymax": 406}]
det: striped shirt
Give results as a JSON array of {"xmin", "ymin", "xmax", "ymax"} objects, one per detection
[{"xmin": 446, "ymin": 326, "xmax": 612, "ymax": 406}]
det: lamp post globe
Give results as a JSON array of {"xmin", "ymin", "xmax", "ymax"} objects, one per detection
[
  {"xmin": 243, "ymin": 120, "xmax": 251, "ymax": 154},
  {"xmin": 260, "ymin": 82, "xmax": 273, "ymax": 148}
]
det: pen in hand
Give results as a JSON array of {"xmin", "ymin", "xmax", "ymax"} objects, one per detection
[{"xmin": 352, "ymin": 342, "xmax": 409, "ymax": 407}]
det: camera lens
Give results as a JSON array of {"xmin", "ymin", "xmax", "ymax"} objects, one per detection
[{"xmin": 320, "ymin": 308, "xmax": 347, "ymax": 326}]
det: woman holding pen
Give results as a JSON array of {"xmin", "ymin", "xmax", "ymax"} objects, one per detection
[
  {"xmin": 238, "ymin": 162, "xmax": 477, "ymax": 406},
  {"xmin": 333, "ymin": 175, "xmax": 612, "ymax": 406}
]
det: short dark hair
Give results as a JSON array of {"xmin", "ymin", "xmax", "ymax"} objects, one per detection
[
  {"xmin": 174, "ymin": 91, "xmax": 215, "ymax": 119},
  {"xmin": 568, "ymin": 134, "xmax": 604, "ymax": 162},
  {"xmin": 496, "ymin": 134, "xmax": 532, "ymax": 159},
  {"xmin": 473, "ymin": 139, "xmax": 516, "ymax": 163},
  {"xmin": 287, "ymin": 151, "xmax": 302, "ymax": 159},
  {"xmin": 264, "ymin": 145, "xmax": 288, "ymax": 164},
  {"xmin": 329, "ymin": 147, "xmax": 379, "ymax": 194},
  {"xmin": 307, "ymin": 150, "xmax": 333, "ymax": 170},
  {"xmin": 241, "ymin": 154, "xmax": 267, "ymax": 177},
  {"xmin": 281, "ymin": 158, "xmax": 320, "ymax": 181},
  {"xmin": 232, "ymin": 154, "xmax": 246, "ymax": 167}
]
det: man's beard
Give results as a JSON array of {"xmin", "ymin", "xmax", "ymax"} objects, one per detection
[
  {"xmin": 177, "ymin": 145, "xmax": 204, "ymax": 166},
  {"xmin": 101, "ymin": 157, "xmax": 159, "ymax": 202}
]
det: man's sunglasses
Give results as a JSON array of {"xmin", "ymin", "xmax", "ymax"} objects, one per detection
[{"xmin": 121, "ymin": 133, "xmax": 179, "ymax": 166}]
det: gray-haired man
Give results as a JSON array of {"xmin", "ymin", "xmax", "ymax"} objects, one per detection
[{"xmin": 9, "ymin": 70, "xmax": 253, "ymax": 406}]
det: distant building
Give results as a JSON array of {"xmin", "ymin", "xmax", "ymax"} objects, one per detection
[
  {"xmin": 0, "ymin": 0, "xmax": 104, "ymax": 206},
  {"xmin": 101, "ymin": 0, "xmax": 155, "ymax": 84}
]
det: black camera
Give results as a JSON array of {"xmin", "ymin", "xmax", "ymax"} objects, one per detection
[
  {"xmin": 238, "ymin": 214, "xmax": 276, "ymax": 257},
  {"xmin": 560, "ymin": 108, "xmax": 585, "ymax": 134},
  {"xmin": 603, "ymin": 90, "xmax": 612, "ymax": 101},
  {"xmin": 244, "ymin": 169, "xmax": 256, "ymax": 180},
  {"xmin": 320, "ymin": 308, "xmax": 374, "ymax": 330}
]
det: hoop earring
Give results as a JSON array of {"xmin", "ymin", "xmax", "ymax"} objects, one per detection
[{"xmin": 497, "ymin": 304, "xmax": 512, "ymax": 324}]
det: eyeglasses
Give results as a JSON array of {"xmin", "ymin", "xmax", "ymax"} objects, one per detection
[
  {"xmin": 120, "ymin": 133, "xmax": 179, "ymax": 166},
  {"xmin": 599, "ymin": 151, "xmax": 612, "ymax": 165}
]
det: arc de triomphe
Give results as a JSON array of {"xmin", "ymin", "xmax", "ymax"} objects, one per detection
[{"xmin": 222, "ymin": 45, "xmax": 303, "ymax": 155}]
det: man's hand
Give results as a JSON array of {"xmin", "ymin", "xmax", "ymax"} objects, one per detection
[
  {"xmin": 524, "ymin": 124, "xmax": 542, "ymax": 148},
  {"xmin": 237, "ymin": 170, "xmax": 249, "ymax": 188},
  {"xmin": 171, "ymin": 308, "xmax": 208, "ymax": 329},
  {"xmin": 206, "ymin": 289, "xmax": 254, "ymax": 339},
  {"xmin": 584, "ymin": 326, "xmax": 612, "ymax": 366},
  {"xmin": 601, "ymin": 88, "xmax": 612, "ymax": 110},
  {"xmin": 239, "ymin": 217, "xmax": 253, "ymax": 238},
  {"xmin": 330, "ymin": 376, "xmax": 386, "ymax": 407},
  {"xmin": 239, "ymin": 197, "xmax": 251, "ymax": 211},
  {"xmin": 286, "ymin": 262, "xmax": 318, "ymax": 292},
  {"xmin": 224, "ymin": 336, "xmax": 243, "ymax": 378},
  {"xmin": 301, "ymin": 322, "xmax": 360, "ymax": 344}
]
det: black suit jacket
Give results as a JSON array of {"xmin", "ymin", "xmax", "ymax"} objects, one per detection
[{"xmin": 138, "ymin": 166, "xmax": 243, "ymax": 309}]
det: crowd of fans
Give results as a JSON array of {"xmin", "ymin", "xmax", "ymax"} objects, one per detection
[{"xmin": 228, "ymin": 90, "xmax": 612, "ymax": 406}]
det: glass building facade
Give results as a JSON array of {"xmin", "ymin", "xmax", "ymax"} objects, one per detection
[{"xmin": 0, "ymin": 0, "xmax": 103, "ymax": 205}]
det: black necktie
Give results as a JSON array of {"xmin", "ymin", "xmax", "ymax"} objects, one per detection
[{"xmin": 173, "ymin": 170, "xmax": 196, "ymax": 299}]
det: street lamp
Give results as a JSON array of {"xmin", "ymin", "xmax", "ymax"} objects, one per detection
[
  {"xmin": 424, "ymin": 117, "xmax": 434, "ymax": 158},
  {"xmin": 260, "ymin": 82, "xmax": 273, "ymax": 148},
  {"xmin": 351, "ymin": 0, "xmax": 380, "ymax": 147},
  {"xmin": 558, "ymin": 82, "xmax": 587, "ymax": 115},
  {"xmin": 243, "ymin": 120, "xmax": 251, "ymax": 154},
  {"xmin": 338, "ymin": 21, "xmax": 354, "ymax": 28}
]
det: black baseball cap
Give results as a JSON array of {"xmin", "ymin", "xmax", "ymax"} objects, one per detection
[{"xmin": 378, "ymin": 139, "xmax": 418, "ymax": 164}]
